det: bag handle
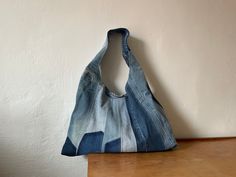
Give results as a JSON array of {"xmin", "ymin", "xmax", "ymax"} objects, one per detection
[
  {"xmin": 89, "ymin": 28, "xmax": 132, "ymax": 68},
  {"xmin": 86, "ymin": 28, "xmax": 145, "ymax": 88},
  {"xmin": 107, "ymin": 28, "xmax": 131, "ymax": 56},
  {"xmin": 84, "ymin": 28, "xmax": 152, "ymax": 100}
]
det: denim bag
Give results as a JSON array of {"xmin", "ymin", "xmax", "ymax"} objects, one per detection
[{"xmin": 61, "ymin": 28, "xmax": 177, "ymax": 156}]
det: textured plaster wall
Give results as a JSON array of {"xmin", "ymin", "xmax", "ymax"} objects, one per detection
[{"xmin": 0, "ymin": 0, "xmax": 236, "ymax": 177}]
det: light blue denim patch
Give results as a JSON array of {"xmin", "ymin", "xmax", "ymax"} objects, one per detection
[{"xmin": 61, "ymin": 28, "xmax": 177, "ymax": 156}]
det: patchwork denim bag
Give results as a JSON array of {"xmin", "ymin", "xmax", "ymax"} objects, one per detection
[{"xmin": 61, "ymin": 28, "xmax": 177, "ymax": 156}]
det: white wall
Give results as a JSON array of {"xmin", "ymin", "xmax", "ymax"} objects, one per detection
[{"xmin": 1, "ymin": 0, "xmax": 236, "ymax": 177}]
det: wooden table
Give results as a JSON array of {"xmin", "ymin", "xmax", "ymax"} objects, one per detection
[{"xmin": 88, "ymin": 138, "xmax": 236, "ymax": 177}]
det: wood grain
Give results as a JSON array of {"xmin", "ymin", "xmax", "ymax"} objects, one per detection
[{"xmin": 88, "ymin": 138, "xmax": 236, "ymax": 177}]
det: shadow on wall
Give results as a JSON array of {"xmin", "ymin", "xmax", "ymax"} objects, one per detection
[{"xmin": 101, "ymin": 34, "xmax": 196, "ymax": 139}]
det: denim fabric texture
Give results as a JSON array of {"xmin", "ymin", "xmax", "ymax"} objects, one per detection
[{"xmin": 61, "ymin": 28, "xmax": 177, "ymax": 156}]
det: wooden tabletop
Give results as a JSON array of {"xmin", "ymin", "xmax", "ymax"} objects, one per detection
[{"xmin": 88, "ymin": 138, "xmax": 236, "ymax": 177}]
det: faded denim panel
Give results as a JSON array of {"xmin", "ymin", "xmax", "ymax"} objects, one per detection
[
  {"xmin": 92, "ymin": 86, "xmax": 137, "ymax": 153},
  {"xmin": 62, "ymin": 84, "xmax": 137, "ymax": 156}
]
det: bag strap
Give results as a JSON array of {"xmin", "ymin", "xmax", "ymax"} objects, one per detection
[
  {"xmin": 86, "ymin": 28, "xmax": 145, "ymax": 88},
  {"xmin": 108, "ymin": 28, "xmax": 131, "ymax": 56},
  {"xmin": 88, "ymin": 28, "xmax": 133, "ymax": 69}
]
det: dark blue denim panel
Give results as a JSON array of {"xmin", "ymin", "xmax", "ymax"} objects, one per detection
[
  {"xmin": 61, "ymin": 137, "xmax": 76, "ymax": 156},
  {"xmin": 125, "ymin": 85, "xmax": 166, "ymax": 152},
  {"xmin": 125, "ymin": 85, "xmax": 148, "ymax": 151},
  {"xmin": 77, "ymin": 131, "xmax": 104, "ymax": 155},
  {"xmin": 104, "ymin": 138, "xmax": 121, "ymax": 152}
]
